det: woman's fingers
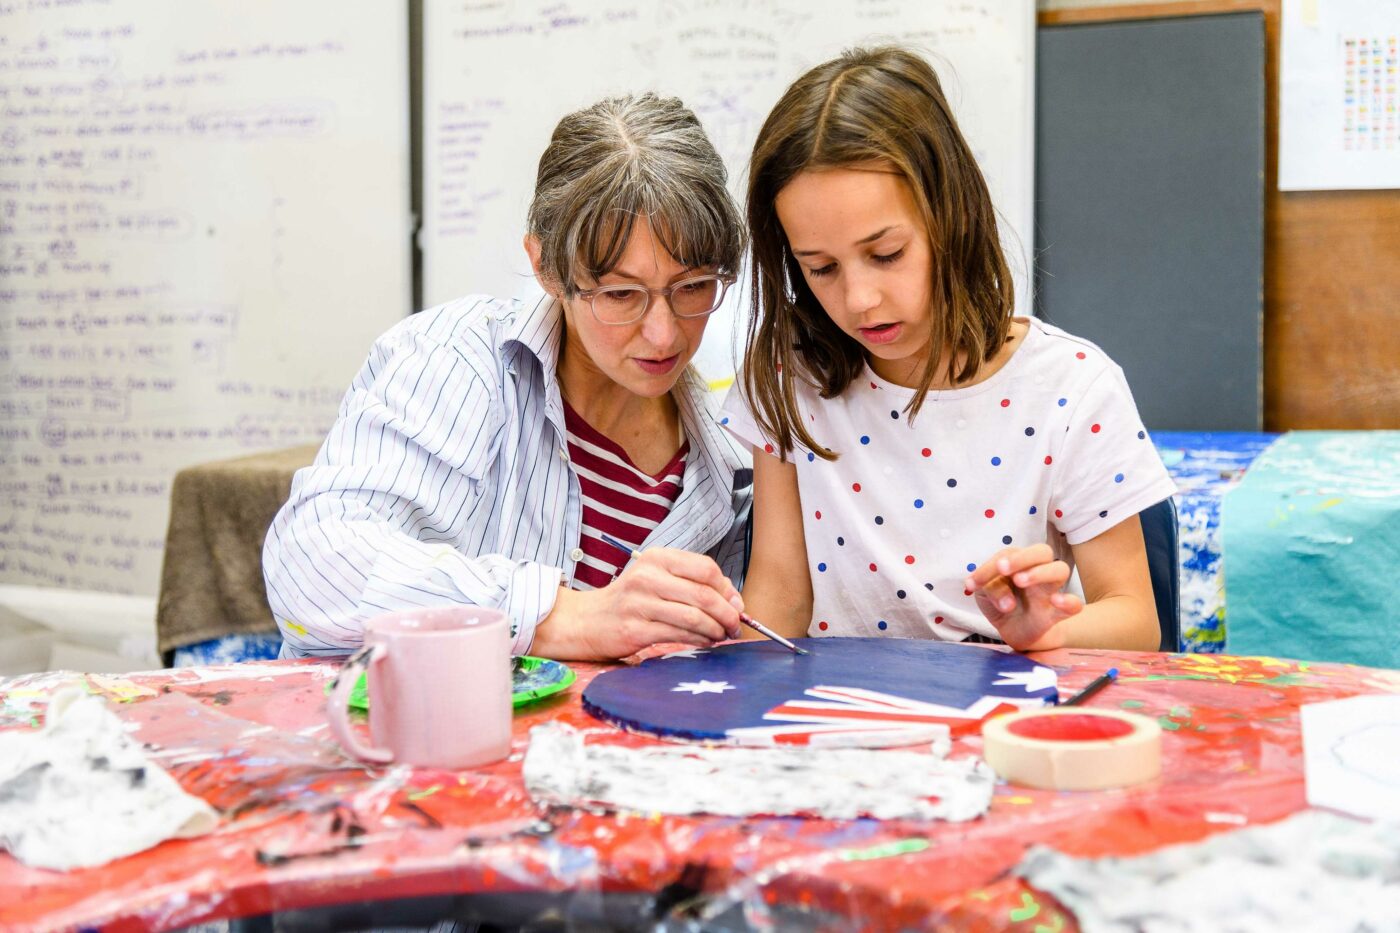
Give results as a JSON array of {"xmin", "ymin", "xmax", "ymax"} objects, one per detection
[{"xmin": 624, "ymin": 549, "xmax": 743, "ymax": 639}]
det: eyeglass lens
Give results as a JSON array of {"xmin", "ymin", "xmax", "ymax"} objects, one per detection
[{"xmin": 591, "ymin": 277, "xmax": 723, "ymax": 323}]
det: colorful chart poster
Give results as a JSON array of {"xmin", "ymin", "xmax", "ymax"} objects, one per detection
[{"xmin": 1280, "ymin": 0, "xmax": 1400, "ymax": 190}]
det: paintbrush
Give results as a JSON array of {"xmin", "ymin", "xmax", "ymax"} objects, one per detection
[
  {"xmin": 1062, "ymin": 667, "xmax": 1118, "ymax": 706},
  {"xmin": 599, "ymin": 533, "xmax": 809, "ymax": 656}
]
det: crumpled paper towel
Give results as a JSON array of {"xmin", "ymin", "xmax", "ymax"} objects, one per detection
[
  {"xmin": 0, "ymin": 687, "xmax": 219, "ymax": 870},
  {"xmin": 523, "ymin": 722, "xmax": 994, "ymax": 821}
]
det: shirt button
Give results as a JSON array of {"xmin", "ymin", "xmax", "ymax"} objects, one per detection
[{"xmin": 569, "ymin": 548, "xmax": 583, "ymax": 561}]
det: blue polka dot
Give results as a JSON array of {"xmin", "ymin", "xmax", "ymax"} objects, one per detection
[
  {"xmin": 896, "ymin": 589, "xmax": 906, "ymax": 599},
  {"xmin": 807, "ymin": 452, "xmax": 815, "ymax": 462},
  {"xmin": 947, "ymin": 478, "xmax": 958, "ymax": 488},
  {"xmin": 1024, "ymin": 427, "xmax": 1035, "ymax": 436},
  {"xmin": 877, "ymin": 620, "xmax": 888, "ymax": 631},
  {"xmin": 1138, "ymin": 430, "xmax": 1146, "ymax": 440},
  {"xmin": 991, "ymin": 456, "xmax": 1002, "ymax": 466},
  {"xmin": 874, "ymin": 515, "xmax": 884, "ymax": 525},
  {"xmin": 720, "ymin": 416, "xmax": 730, "ymax": 424},
  {"xmin": 817, "ymin": 562, "xmax": 827, "ymax": 572},
  {"xmin": 913, "ymin": 498, "xmax": 924, "ymax": 509},
  {"xmin": 1114, "ymin": 473, "xmax": 1125, "ymax": 483},
  {"xmin": 1002, "ymin": 535, "xmax": 1012, "ymax": 545},
  {"xmin": 966, "ymin": 562, "xmax": 977, "ymax": 572},
  {"xmin": 860, "ymin": 435, "xmax": 870, "ymax": 445},
  {"xmin": 836, "ymin": 536, "xmax": 845, "ymax": 546},
  {"xmin": 1029, "ymin": 505, "xmax": 1038, "ymax": 515},
  {"xmin": 1058, "ymin": 398, "xmax": 1067, "ymax": 407},
  {"xmin": 1099, "ymin": 510, "xmax": 1109, "ymax": 518}
]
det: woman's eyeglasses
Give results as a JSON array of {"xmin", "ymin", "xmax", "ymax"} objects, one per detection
[{"xmin": 574, "ymin": 273, "xmax": 735, "ymax": 325}]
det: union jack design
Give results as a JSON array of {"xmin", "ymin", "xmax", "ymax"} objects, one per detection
[{"xmin": 725, "ymin": 685, "xmax": 1049, "ymax": 747}]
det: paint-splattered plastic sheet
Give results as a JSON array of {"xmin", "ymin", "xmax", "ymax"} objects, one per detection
[{"xmin": 2, "ymin": 652, "xmax": 1398, "ymax": 932}]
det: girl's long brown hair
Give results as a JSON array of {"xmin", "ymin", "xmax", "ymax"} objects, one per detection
[{"xmin": 744, "ymin": 46, "xmax": 1013, "ymax": 460}]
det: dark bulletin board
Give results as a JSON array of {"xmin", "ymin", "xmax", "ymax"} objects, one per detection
[{"xmin": 1034, "ymin": 13, "xmax": 1265, "ymax": 430}]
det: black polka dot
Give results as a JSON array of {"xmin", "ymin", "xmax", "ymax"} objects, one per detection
[
  {"xmin": 1002, "ymin": 535, "xmax": 1012, "ymax": 545},
  {"xmin": 836, "ymin": 536, "xmax": 845, "ymax": 546},
  {"xmin": 1024, "ymin": 427, "xmax": 1035, "ymax": 436},
  {"xmin": 1099, "ymin": 510, "xmax": 1108, "ymax": 518},
  {"xmin": 947, "ymin": 478, "xmax": 957, "ymax": 488},
  {"xmin": 874, "ymin": 515, "xmax": 884, "ymax": 525},
  {"xmin": 890, "ymin": 410, "xmax": 899, "ymax": 419},
  {"xmin": 896, "ymin": 589, "xmax": 906, "ymax": 599},
  {"xmin": 924, "ymin": 583, "xmax": 934, "ymax": 591}
]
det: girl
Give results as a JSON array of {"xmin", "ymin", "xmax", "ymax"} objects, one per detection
[{"xmin": 724, "ymin": 47, "xmax": 1176, "ymax": 652}]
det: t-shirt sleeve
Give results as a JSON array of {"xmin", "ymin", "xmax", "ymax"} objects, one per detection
[
  {"xmin": 718, "ymin": 382, "xmax": 777, "ymax": 456},
  {"xmin": 1048, "ymin": 365, "xmax": 1178, "ymax": 545}
]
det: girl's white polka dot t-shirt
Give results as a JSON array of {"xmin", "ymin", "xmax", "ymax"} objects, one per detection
[{"xmin": 721, "ymin": 317, "xmax": 1177, "ymax": 642}]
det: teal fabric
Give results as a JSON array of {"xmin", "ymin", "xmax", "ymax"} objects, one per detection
[{"xmin": 1222, "ymin": 431, "xmax": 1400, "ymax": 667}]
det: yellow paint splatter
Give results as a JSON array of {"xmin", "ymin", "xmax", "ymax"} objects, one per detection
[
  {"xmin": 87, "ymin": 674, "xmax": 159, "ymax": 701},
  {"xmin": 283, "ymin": 618, "xmax": 308, "ymax": 637},
  {"xmin": 997, "ymin": 795, "xmax": 1035, "ymax": 805},
  {"xmin": 706, "ymin": 375, "xmax": 735, "ymax": 392},
  {"xmin": 1313, "ymin": 497, "xmax": 1344, "ymax": 512}
]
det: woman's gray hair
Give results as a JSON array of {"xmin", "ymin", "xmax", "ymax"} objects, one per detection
[{"xmin": 527, "ymin": 93, "xmax": 744, "ymax": 295}]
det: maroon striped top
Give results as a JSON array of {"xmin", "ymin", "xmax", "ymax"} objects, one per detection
[{"xmin": 563, "ymin": 399, "xmax": 688, "ymax": 591}]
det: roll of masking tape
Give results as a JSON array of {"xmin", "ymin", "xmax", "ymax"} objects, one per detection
[{"xmin": 981, "ymin": 708, "xmax": 1162, "ymax": 791}]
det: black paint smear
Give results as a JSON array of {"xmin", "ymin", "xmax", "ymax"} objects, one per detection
[
  {"xmin": 398, "ymin": 799, "xmax": 442, "ymax": 829},
  {"xmin": 652, "ymin": 862, "xmax": 711, "ymax": 919}
]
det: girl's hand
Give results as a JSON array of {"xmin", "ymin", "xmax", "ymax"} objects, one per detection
[
  {"xmin": 965, "ymin": 544, "xmax": 1083, "ymax": 652},
  {"xmin": 534, "ymin": 548, "xmax": 744, "ymax": 661}
]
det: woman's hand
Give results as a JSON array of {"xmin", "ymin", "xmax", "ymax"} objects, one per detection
[
  {"xmin": 533, "ymin": 548, "xmax": 744, "ymax": 661},
  {"xmin": 965, "ymin": 544, "xmax": 1083, "ymax": 652}
]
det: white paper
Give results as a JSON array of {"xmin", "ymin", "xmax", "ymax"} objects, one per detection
[
  {"xmin": 1302, "ymin": 693, "xmax": 1400, "ymax": 822},
  {"xmin": 1279, "ymin": 0, "xmax": 1400, "ymax": 190},
  {"xmin": 523, "ymin": 722, "xmax": 994, "ymax": 822},
  {"xmin": 0, "ymin": 688, "xmax": 218, "ymax": 870}
]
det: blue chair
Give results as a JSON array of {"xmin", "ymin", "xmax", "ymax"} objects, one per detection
[{"xmin": 1140, "ymin": 497, "xmax": 1182, "ymax": 652}]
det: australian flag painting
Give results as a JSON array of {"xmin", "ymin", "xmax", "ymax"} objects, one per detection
[{"xmin": 583, "ymin": 637, "xmax": 1059, "ymax": 748}]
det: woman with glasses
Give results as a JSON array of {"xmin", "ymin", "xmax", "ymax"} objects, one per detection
[{"xmin": 264, "ymin": 93, "xmax": 752, "ymax": 661}]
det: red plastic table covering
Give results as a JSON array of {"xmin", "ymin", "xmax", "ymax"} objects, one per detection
[{"xmin": 1, "ymin": 649, "xmax": 1396, "ymax": 932}]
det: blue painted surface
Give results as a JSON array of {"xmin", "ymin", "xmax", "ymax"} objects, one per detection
[
  {"xmin": 172, "ymin": 633, "xmax": 282, "ymax": 667},
  {"xmin": 583, "ymin": 637, "xmax": 1057, "ymax": 744},
  {"xmin": 1152, "ymin": 432, "xmax": 1279, "ymax": 653},
  {"xmin": 1224, "ymin": 431, "xmax": 1400, "ymax": 667}
]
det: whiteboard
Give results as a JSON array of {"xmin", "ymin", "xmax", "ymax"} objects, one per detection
[
  {"xmin": 421, "ymin": 0, "xmax": 1036, "ymax": 385},
  {"xmin": 0, "ymin": 2, "xmax": 413, "ymax": 595}
]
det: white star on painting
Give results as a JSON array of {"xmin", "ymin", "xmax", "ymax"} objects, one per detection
[
  {"xmin": 672, "ymin": 680, "xmax": 734, "ymax": 695},
  {"xmin": 661, "ymin": 647, "xmax": 709, "ymax": 660},
  {"xmin": 993, "ymin": 666, "xmax": 1058, "ymax": 693}
]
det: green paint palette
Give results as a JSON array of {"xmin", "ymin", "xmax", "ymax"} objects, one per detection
[{"xmin": 334, "ymin": 656, "xmax": 576, "ymax": 710}]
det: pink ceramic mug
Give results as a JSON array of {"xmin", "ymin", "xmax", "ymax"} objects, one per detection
[{"xmin": 327, "ymin": 606, "xmax": 512, "ymax": 769}]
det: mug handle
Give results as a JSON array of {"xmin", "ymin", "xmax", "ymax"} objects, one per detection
[{"xmin": 327, "ymin": 643, "xmax": 394, "ymax": 764}]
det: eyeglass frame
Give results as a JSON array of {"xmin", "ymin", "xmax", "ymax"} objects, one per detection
[{"xmin": 571, "ymin": 272, "xmax": 737, "ymax": 326}]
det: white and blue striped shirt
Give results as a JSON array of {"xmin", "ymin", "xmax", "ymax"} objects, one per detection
[{"xmin": 263, "ymin": 293, "xmax": 752, "ymax": 658}]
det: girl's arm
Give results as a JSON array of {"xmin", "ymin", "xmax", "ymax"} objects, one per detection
[
  {"xmin": 739, "ymin": 447, "xmax": 814, "ymax": 639},
  {"xmin": 967, "ymin": 516, "xmax": 1159, "ymax": 652}
]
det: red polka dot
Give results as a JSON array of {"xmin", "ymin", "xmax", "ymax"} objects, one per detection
[
  {"xmin": 1091, "ymin": 423, "xmax": 1101, "ymax": 434},
  {"xmin": 817, "ymin": 621, "xmax": 829, "ymax": 631},
  {"xmin": 870, "ymin": 381, "xmax": 878, "ymax": 389},
  {"xmin": 814, "ymin": 510, "xmax": 822, "ymax": 520},
  {"xmin": 904, "ymin": 554, "xmax": 915, "ymax": 564},
  {"xmin": 1044, "ymin": 455, "xmax": 1053, "ymax": 465},
  {"xmin": 1055, "ymin": 509, "xmax": 1064, "ymax": 518},
  {"xmin": 869, "ymin": 563, "xmax": 878, "ymax": 572},
  {"xmin": 1075, "ymin": 351, "xmax": 1086, "ymax": 360},
  {"xmin": 763, "ymin": 443, "xmax": 774, "ymax": 454},
  {"xmin": 921, "ymin": 448, "xmax": 931, "ymax": 458},
  {"xmin": 1000, "ymin": 398, "xmax": 1010, "ymax": 408},
  {"xmin": 964, "ymin": 588, "xmax": 974, "ymax": 596},
  {"xmin": 934, "ymin": 615, "xmax": 944, "ymax": 624},
  {"xmin": 984, "ymin": 509, "xmax": 995, "ymax": 518},
  {"xmin": 852, "ymin": 482, "xmax": 862, "ymax": 492}
]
